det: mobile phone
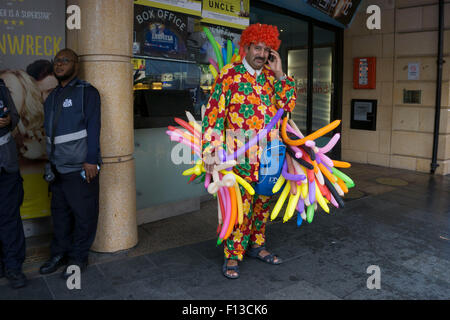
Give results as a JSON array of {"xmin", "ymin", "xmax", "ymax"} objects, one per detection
[
  {"xmin": 266, "ymin": 53, "xmax": 274, "ymax": 64},
  {"xmin": 0, "ymin": 108, "xmax": 10, "ymax": 118},
  {"xmin": 81, "ymin": 164, "xmax": 101, "ymax": 180}
]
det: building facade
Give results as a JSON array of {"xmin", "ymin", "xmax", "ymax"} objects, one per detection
[{"xmin": 342, "ymin": 0, "xmax": 450, "ymax": 175}]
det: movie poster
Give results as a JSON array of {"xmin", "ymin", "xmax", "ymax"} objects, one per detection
[{"xmin": 0, "ymin": 0, "xmax": 66, "ymax": 219}]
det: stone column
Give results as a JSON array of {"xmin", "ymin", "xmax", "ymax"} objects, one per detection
[{"xmin": 67, "ymin": 0, "xmax": 138, "ymax": 252}]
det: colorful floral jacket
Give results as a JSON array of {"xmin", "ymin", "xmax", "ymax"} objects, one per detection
[{"xmin": 202, "ymin": 61, "xmax": 297, "ymax": 182}]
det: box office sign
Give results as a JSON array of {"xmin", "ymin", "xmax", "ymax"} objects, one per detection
[
  {"xmin": 305, "ymin": 0, "xmax": 362, "ymax": 27},
  {"xmin": 134, "ymin": 4, "xmax": 189, "ymax": 60},
  {"xmin": 0, "ymin": 0, "xmax": 65, "ymax": 69},
  {"xmin": 134, "ymin": 0, "xmax": 202, "ymax": 17},
  {"xmin": 201, "ymin": 0, "xmax": 250, "ymax": 30}
]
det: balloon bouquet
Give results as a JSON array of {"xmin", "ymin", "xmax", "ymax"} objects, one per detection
[{"xmin": 166, "ymin": 27, "xmax": 354, "ymax": 246}]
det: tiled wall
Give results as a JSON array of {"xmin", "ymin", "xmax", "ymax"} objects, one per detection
[{"xmin": 342, "ymin": 0, "xmax": 450, "ymax": 175}]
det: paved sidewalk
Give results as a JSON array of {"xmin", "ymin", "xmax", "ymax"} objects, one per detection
[{"xmin": 0, "ymin": 164, "xmax": 449, "ymax": 299}]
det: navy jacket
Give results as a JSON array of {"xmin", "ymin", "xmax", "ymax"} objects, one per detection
[{"xmin": 44, "ymin": 77, "xmax": 101, "ymax": 174}]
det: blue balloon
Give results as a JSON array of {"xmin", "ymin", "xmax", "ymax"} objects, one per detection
[
  {"xmin": 297, "ymin": 212, "xmax": 302, "ymax": 227},
  {"xmin": 222, "ymin": 48, "xmax": 227, "ymax": 66}
]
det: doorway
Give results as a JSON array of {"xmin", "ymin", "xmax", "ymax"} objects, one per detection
[{"xmin": 250, "ymin": 3, "xmax": 343, "ymax": 157}]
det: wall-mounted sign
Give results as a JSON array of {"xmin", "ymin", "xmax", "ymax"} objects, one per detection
[
  {"xmin": 201, "ymin": 0, "xmax": 250, "ymax": 30},
  {"xmin": 408, "ymin": 63, "xmax": 420, "ymax": 80},
  {"xmin": 134, "ymin": 0, "xmax": 202, "ymax": 17},
  {"xmin": 353, "ymin": 57, "xmax": 376, "ymax": 89},
  {"xmin": 134, "ymin": 4, "xmax": 189, "ymax": 60},
  {"xmin": 305, "ymin": 0, "xmax": 362, "ymax": 27},
  {"xmin": 403, "ymin": 89, "xmax": 421, "ymax": 104},
  {"xmin": 351, "ymin": 99, "xmax": 377, "ymax": 131}
]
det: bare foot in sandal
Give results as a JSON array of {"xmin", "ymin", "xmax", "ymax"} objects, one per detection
[
  {"xmin": 250, "ymin": 245, "xmax": 282, "ymax": 264},
  {"xmin": 222, "ymin": 259, "xmax": 239, "ymax": 279}
]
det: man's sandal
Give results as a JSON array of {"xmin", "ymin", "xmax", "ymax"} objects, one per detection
[
  {"xmin": 222, "ymin": 259, "xmax": 240, "ymax": 279},
  {"xmin": 246, "ymin": 246, "xmax": 283, "ymax": 265}
]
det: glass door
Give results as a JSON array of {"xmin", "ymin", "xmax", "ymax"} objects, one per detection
[{"xmin": 250, "ymin": 3, "xmax": 342, "ymax": 155}]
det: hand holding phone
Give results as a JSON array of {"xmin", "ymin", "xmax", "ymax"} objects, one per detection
[{"xmin": 0, "ymin": 107, "xmax": 10, "ymax": 118}]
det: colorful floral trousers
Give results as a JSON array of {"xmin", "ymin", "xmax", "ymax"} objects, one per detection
[{"xmin": 224, "ymin": 184, "xmax": 272, "ymax": 261}]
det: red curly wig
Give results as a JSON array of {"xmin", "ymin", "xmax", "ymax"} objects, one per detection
[{"xmin": 238, "ymin": 23, "xmax": 281, "ymax": 58}]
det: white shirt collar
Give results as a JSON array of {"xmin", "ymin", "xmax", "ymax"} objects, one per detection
[{"xmin": 243, "ymin": 57, "xmax": 263, "ymax": 77}]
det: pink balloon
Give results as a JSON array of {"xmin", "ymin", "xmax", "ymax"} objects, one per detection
[
  {"xmin": 318, "ymin": 153, "xmax": 334, "ymax": 168},
  {"xmin": 330, "ymin": 194, "xmax": 339, "ymax": 208},
  {"xmin": 286, "ymin": 123, "xmax": 304, "ymax": 138},
  {"xmin": 319, "ymin": 133, "xmax": 340, "ymax": 154},
  {"xmin": 218, "ymin": 186, "xmax": 232, "ymax": 240},
  {"xmin": 288, "ymin": 145, "xmax": 303, "ymax": 158},
  {"xmin": 204, "ymin": 173, "xmax": 211, "ymax": 189},
  {"xmin": 209, "ymin": 58, "xmax": 219, "ymax": 73},
  {"xmin": 168, "ymin": 133, "xmax": 200, "ymax": 155}
]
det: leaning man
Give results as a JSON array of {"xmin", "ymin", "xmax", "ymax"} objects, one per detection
[{"xmin": 40, "ymin": 48, "xmax": 101, "ymax": 279}]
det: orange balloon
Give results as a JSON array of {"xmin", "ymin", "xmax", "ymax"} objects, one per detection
[
  {"xmin": 318, "ymin": 163, "xmax": 336, "ymax": 184},
  {"xmin": 332, "ymin": 160, "xmax": 351, "ymax": 168},
  {"xmin": 336, "ymin": 177, "xmax": 348, "ymax": 194},
  {"xmin": 281, "ymin": 117, "xmax": 341, "ymax": 146}
]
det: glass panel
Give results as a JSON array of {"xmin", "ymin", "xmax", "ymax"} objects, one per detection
[
  {"xmin": 287, "ymin": 49, "xmax": 308, "ymax": 132},
  {"xmin": 250, "ymin": 6, "xmax": 308, "ymax": 133},
  {"xmin": 132, "ymin": 6, "xmax": 241, "ymax": 128},
  {"xmin": 312, "ymin": 26, "xmax": 334, "ymax": 133}
]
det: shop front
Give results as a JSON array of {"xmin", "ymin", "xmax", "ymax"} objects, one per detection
[{"xmin": 1, "ymin": 0, "xmax": 354, "ymax": 253}]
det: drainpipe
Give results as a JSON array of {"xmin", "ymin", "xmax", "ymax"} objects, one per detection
[{"xmin": 430, "ymin": 0, "xmax": 445, "ymax": 174}]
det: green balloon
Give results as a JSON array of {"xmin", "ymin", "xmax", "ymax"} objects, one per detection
[
  {"xmin": 331, "ymin": 167, "xmax": 355, "ymax": 188},
  {"xmin": 203, "ymin": 27, "xmax": 224, "ymax": 70},
  {"xmin": 227, "ymin": 39, "xmax": 232, "ymax": 64},
  {"xmin": 306, "ymin": 205, "xmax": 315, "ymax": 223}
]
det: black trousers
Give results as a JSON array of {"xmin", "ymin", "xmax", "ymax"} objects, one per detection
[
  {"xmin": 0, "ymin": 169, "xmax": 25, "ymax": 271},
  {"xmin": 50, "ymin": 170, "xmax": 99, "ymax": 263}
]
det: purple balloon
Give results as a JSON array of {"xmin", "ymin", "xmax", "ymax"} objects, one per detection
[
  {"xmin": 309, "ymin": 179, "xmax": 316, "ymax": 204},
  {"xmin": 222, "ymin": 109, "xmax": 285, "ymax": 162},
  {"xmin": 282, "ymin": 159, "xmax": 306, "ymax": 181}
]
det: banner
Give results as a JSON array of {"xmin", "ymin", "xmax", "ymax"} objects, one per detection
[
  {"xmin": 305, "ymin": 0, "xmax": 362, "ymax": 27},
  {"xmin": 201, "ymin": 0, "xmax": 249, "ymax": 30},
  {"xmin": 134, "ymin": 4, "xmax": 190, "ymax": 60},
  {"xmin": 134, "ymin": 0, "xmax": 202, "ymax": 17},
  {"xmin": 0, "ymin": 0, "xmax": 65, "ymax": 219}
]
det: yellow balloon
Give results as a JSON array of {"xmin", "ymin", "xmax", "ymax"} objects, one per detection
[
  {"xmin": 220, "ymin": 170, "xmax": 255, "ymax": 195},
  {"xmin": 301, "ymin": 181, "xmax": 308, "ymax": 199},
  {"xmin": 272, "ymin": 175, "xmax": 286, "ymax": 194},
  {"xmin": 189, "ymin": 121, "xmax": 202, "ymax": 135},
  {"xmin": 209, "ymin": 64, "xmax": 218, "ymax": 78},
  {"xmin": 283, "ymin": 185, "xmax": 301, "ymax": 222},
  {"xmin": 271, "ymin": 182, "xmax": 290, "ymax": 221},
  {"xmin": 182, "ymin": 167, "xmax": 196, "ymax": 176},
  {"xmin": 234, "ymin": 182, "xmax": 244, "ymax": 225}
]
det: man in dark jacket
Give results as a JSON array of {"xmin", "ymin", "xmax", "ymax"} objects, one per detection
[
  {"xmin": 0, "ymin": 78, "xmax": 27, "ymax": 289},
  {"xmin": 39, "ymin": 48, "xmax": 101, "ymax": 279}
]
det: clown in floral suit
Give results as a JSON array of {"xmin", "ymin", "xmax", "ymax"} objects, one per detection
[{"xmin": 202, "ymin": 24, "xmax": 297, "ymax": 279}]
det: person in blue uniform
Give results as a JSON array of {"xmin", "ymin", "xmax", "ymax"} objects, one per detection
[
  {"xmin": 0, "ymin": 78, "xmax": 27, "ymax": 289},
  {"xmin": 39, "ymin": 48, "xmax": 101, "ymax": 279}
]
